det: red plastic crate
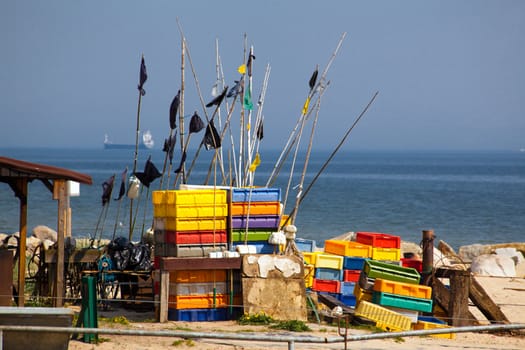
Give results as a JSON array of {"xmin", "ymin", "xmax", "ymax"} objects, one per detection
[
  {"xmin": 343, "ymin": 269, "xmax": 361, "ymax": 282},
  {"xmin": 312, "ymin": 278, "xmax": 341, "ymax": 293},
  {"xmin": 401, "ymin": 258, "xmax": 423, "ymax": 273},
  {"xmin": 165, "ymin": 230, "xmax": 227, "ymax": 244},
  {"xmin": 356, "ymin": 232, "xmax": 401, "ymax": 249}
]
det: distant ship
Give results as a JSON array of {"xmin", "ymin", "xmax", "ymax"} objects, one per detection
[{"xmin": 103, "ymin": 130, "xmax": 155, "ymax": 150}]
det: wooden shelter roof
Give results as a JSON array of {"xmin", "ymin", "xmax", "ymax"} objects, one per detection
[{"xmin": 0, "ymin": 156, "xmax": 92, "ymax": 186}]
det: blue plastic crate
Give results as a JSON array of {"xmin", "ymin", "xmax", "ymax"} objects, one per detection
[
  {"xmin": 418, "ymin": 315, "xmax": 446, "ymax": 325},
  {"xmin": 168, "ymin": 307, "xmax": 230, "ymax": 321},
  {"xmin": 231, "ymin": 188, "xmax": 281, "ymax": 202},
  {"xmin": 343, "ymin": 257, "xmax": 368, "ymax": 270},
  {"xmin": 315, "ymin": 267, "xmax": 342, "ymax": 281},
  {"xmin": 232, "ymin": 241, "xmax": 276, "ymax": 254},
  {"xmin": 340, "ymin": 282, "xmax": 356, "ymax": 296},
  {"xmin": 295, "ymin": 238, "xmax": 316, "ymax": 252},
  {"xmin": 338, "ymin": 293, "xmax": 356, "ymax": 307}
]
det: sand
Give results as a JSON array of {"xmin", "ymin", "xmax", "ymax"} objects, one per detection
[{"xmin": 67, "ymin": 275, "xmax": 525, "ymax": 350}]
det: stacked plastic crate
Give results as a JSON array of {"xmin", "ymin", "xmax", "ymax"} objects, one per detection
[
  {"xmin": 152, "ymin": 189, "xmax": 229, "ymax": 261},
  {"xmin": 354, "ymin": 259, "xmax": 434, "ymax": 332},
  {"xmin": 230, "ymin": 187, "xmax": 282, "ymax": 254},
  {"xmin": 320, "ymin": 239, "xmax": 372, "ymax": 307},
  {"xmin": 151, "ymin": 189, "xmax": 232, "ymax": 321},
  {"xmin": 167, "ymin": 269, "xmax": 231, "ymax": 321}
]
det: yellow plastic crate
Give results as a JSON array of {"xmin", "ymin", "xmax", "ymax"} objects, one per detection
[
  {"xmin": 165, "ymin": 217, "xmax": 227, "ymax": 231},
  {"xmin": 170, "ymin": 269, "xmax": 227, "ymax": 283},
  {"xmin": 315, "ymin": 253, "xmax": 344, "ymax": 269},
  {"xmin": 354, "ymin": 284, "xmax": 373, "ymax": 303},
  {"xmin": 304, "ymin": 264, "xmax": 315, "ymax": 289},
  {"xmin": 169, "ymin": 293, "xmax": 229, "ymax": 309},
  {"xmin": 324, "ymin": 240, "xmax": 372, "ymax": 258},
  {"xmin": 165, "ymin": 189, "xmax": 228, "ymax": 205},
  {"xmin": 372, "ymin": 247, "xmax": 401, "ymax": 261},
  {"xmin": 355, "ymin": 301, "xmax": 412, "ymax": 332},
  {"xmin": 152, "ymin": 191, "xmax": 167, "ymax": 205},
  {"xmin": 167, "ymin": 203, "xmax": 228, "ymax": 218},
  {"xmin": 303, "ymin": 251, "xmax": 320, "ymax": 265},
  {"xmin": 373, "ymin": 278, "xmax": 432, "ymax": 299},
  {"xmin": 413, "ymin": 321, "xmax": 456, "ymax": 339},
  {"xmin": 153, "ymin": 203, "xmax": 167, "ymax": 218}
]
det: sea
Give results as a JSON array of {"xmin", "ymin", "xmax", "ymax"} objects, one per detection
[{"xmin": 1, "ymin": 147, "xmax": 524, "ymax": 250}]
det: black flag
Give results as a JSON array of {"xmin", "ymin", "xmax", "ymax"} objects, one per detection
[
  {"xmin": 205, "ymin": 86, "xmax": 228, "ymax": 108},
  {"xmin": 169, "ymin": 90, "xmax": 180, "ymax": 130},
  {"xmin": 115, "ymin": 167, "xmax": 127, "ymax": 200},
  {"xmin": 203, "ymin": 120, "xmax": 221, "ymax": 150},
  {"xmin": 247, "ymin": 53, "xmax": 256, "ymax": 77},
  {"xmin": 102, "ymin": 175, "xmax": 115, "ymax": 206},
  {"xmin": 227, "ymin": 79, "xmax": 242, "ymax": 98},
  {"xmin": 162, "ymin": 135, "xmax": 177, "ymax": 165},
  {"xmin": 134, "ymin": 156, "xmax": 161, "ymax": 188},
  {"xmin": 309, "ymin": 67, "xmax": 318, "ymax": 90},
  {"xmin": 189, "ymin": 112, "xmax": 205, "ymax": 134},
  {"xmin": 256, "ymin": 121, "xmax": 264, "ymax": 140},
  {"xmin": 174, "ymin": 151, "xmax": 187, "ymax": 173},
  {"xmin": 138, "ymin": 56, "xmax": 148, "ymax": 96}
]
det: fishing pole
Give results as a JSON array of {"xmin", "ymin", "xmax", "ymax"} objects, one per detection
[
  {"xmin": 265, "ymin": 32, "xmax": 347, "ymax": 188},
  {"xmin": 282, "ymin": 91, "xmax": 379, "ymax": 227}
]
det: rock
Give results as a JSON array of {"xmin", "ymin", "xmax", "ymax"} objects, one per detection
[
  {"xmin": 434, "ymin": 247, "xmax": 451, "ymax": 267},
  {"xmin": 32, "ymin": 225, "xmax": 57, "ymax": 242},
  {"xmin": 470, "ymin": 254, "xmax": 516, "ymax": 277},
  {"xmin": 459, "ymin": 242, "xmax": 525, "ymax": 261},
  {"xmin": 401, "ymin": 241, "xmax": 422, "ymax": 257},
  {"xmin": 494, "ymin": 247, "xmax": 524, "ymax": 264}
]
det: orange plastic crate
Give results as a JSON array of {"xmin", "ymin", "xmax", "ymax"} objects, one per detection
[
  {"xmin": 373, "ymin": 278, "xmax": 432, "ymax": 299},
  {"xmin": 230, "ymin": 201, "xmax": 281, "ymax": 216},
  {"xmin": 170, "ymin": 269, "xmax": 227, "ymax": 283},
  {"xmin": 168, "ymin": 294, "xmax": 229, "ymax": 309},
  {"xmin": 343, "ymin": 269, "xmax": 361, "ymax": 282},
  {"xmin": 312, "ymin": 279, "xmax": 341, "ymax": 293},
  {"xmin": 324, "ymin": 240, "xmax": 372, "ymax": 258},
  {"xmin": 356, "ymin": 232, "xmax": 401, "ymax": 248}
]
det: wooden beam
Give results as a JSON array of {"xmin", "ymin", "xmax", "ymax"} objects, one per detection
[
  {"xmin": 159, "ymin": 269, "xmax": 169, "ymax": 323},
  {"xmin": 17, "ymin": 178, "xmax": 28, "ymax": 307},
  {"xmin": 53, "ymin": 180, "xmax": 68, "ymax": 307},
  {"xmin": 432, "ymin": 276, "xmax": 477, "ymax": 325},
  {"xmin": 448, "ymin": 270, "xmax": 471, "ymax": 327},
  {"xmin": 469, "ymin": 276, "xmax": 510, "ymax": 324},
  {"xmin": 44, "ymin": 248, "xmax": 100, "ymax": 264}
]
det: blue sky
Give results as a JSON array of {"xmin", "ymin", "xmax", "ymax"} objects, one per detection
[{"xmin": 4, "ymin": 0, "xmax": 525, "ymax": 151}]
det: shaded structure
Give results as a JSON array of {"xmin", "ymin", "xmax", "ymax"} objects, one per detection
[{"xmin": 0, "ymin": 156, "xmax": 92, "ymax": 307}]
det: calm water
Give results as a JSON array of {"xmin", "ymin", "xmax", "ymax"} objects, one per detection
[{"xmin": 1, "ymin": 148, "xmax": 524, "ymax": 249}]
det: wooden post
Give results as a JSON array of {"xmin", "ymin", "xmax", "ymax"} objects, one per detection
[
  {"xmin": 53, "ymin": 180, "xmax": 68, "ymax": 307},
  {"xmin": 421, "ymin": 230, "xmax": 434, "ymax": 284},
  {"xmin": 17, "ymin": 179, "xmax": 28, "ymax": 307},
  {"xmin": 448, "ymin": 270, "xmax": 471, "ymax": 327},
  {"xmin": 159, "ymin": 269, "xmax": 169, "ymax": 323}
]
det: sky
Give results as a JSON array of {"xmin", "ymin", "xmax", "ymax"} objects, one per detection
[{"xmin": 3, "ymin": 0, "xmax": 525, "ymax": 151}]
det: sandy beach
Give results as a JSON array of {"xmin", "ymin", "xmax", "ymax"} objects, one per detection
[{"xmin": 66, "ymin": 274, "xmax": 525, "ymax": 350}]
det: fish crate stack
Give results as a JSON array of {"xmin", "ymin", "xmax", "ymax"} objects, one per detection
[
  {"xmin": 152, "ymin": 189, "xmax": 229, "ymax": 262},
  {"xmin": 167, "ymin": 269, "xmax": 236, "ymax": 321},
  {"xmin": 311, "ymin": 239, "xmax": 373, "ymax": 307},
  {"xmin": 230, "ymin": 187, "xmax": 282, "ymax": 254}
]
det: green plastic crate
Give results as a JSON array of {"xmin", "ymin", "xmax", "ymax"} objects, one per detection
[
  {"xmin": 372, "ymin": 291, "xmax": 433, "ymax": 313},
  {"xmin": 364, "ymin": 260, "xmax": 420, "ymax": 284}
]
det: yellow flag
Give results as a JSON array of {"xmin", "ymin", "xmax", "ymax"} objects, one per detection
[
  {"xmin": 249, "ymin": 153, "xmax": 261, "ymax": 172},
  {"xmin": 302, "ymin": 97, "xmax": 311, "ymax": 115},
  {"xmin": 246, "ymin": 123, "xmax": 251, "ymax": 131},
  {"xmin": 238, "ymin": 64, "xmax": 246, "ymax": 75}
]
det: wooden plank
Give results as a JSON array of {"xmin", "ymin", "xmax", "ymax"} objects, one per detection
[
  {"xmin": 469, "ymin": 276, "xmax": 510, "ymax": 324},
  {"xmin": 44, "ymin": 248, "xmax": 100, "ymax": 264},
  {"xmin": 432, "ymin": 276, "xmax": 477, "ymax": 325},
  {"xmin": 17, "ymin": 178, "xmax": 28, "ymax": 307},
  {"xmin": 448, "ymin": 270, "xmax": 470, "ymax": 326},
  {"xmin": 159, "ymin": 269, "xmax": 169, "ymax": 323},
  {"xmin": 55, "ymin": 179, "xmax": 68, "ymax": 307},
  {"xmin": 160, "ymin": 257, "xmax": 242, "ymax": 271}
]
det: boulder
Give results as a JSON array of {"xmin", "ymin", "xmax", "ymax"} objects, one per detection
[
  {"xmin": 32, "ymin": 225, "xmax": 57, "ymax": 242},
  {"xmin": 470, "ymin": 254, "xmax": 516, "ymax": 277}
]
